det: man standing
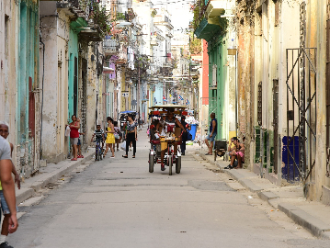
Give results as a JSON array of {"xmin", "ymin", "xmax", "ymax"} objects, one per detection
[
  {"xmin": 0, "ymin": 123, "xmax": 20, "ymax": 248},
  {"xmin": 205, "ymin": 113, "xmax": 217, "ymax": 155},
  {"xmin": 0, "ymin": 134, "xmax": 18, "ymax": 238}
]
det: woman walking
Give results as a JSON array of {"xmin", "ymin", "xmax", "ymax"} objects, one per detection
[
  {"xmin": 113, "ymin": 121, "xmax": 121, "ymax": 151},
  {"xmin": 122, "ymin": 114, "xmax": 137, "ymax": 158},
  {"xmin": 105, "ymin": 117, "xmax": 115, "ymax": 158}
]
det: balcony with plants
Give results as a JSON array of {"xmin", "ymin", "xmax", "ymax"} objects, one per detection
[{"xmin": 192, "ymin": 0, "xmax": 227, "ymax": 42}]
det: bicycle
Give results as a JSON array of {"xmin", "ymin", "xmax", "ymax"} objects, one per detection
[{"xmin": 94, "ymin": 139, "xmax": 104, "ymax": 161}]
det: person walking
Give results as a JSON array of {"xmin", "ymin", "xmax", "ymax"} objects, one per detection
[
  {"xmin": 122, "ymin": 114, "xmax": 137, "ymax": 158},
  {"xmin": 69, "ymin": 115, "xmax": 79, "ymax": 161},
  {"xmin": 105, "ymin": 117, "xmax": 115, "ymax": 158},
  {"xmin": 0, "ymin": 126, "xmax": 19, "ymax": 238},
  {"xmin": 113, "ymin": 121, "xmax": 121, "ymax": 151},
  {"xmin": 180, "ymin": 116, "xmax": 190, "ymax": 155}
]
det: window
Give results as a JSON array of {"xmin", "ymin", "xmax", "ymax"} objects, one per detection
[
  {"xmin": 212, "ymin": 64, "xmax": 217, "ymax": 87},
  {"xmin": 257, "ymin": 81, "xmax": 262, "ymax": 126}
]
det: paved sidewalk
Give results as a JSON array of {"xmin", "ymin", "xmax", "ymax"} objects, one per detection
[
  {"xmin": 196, "ymin": 150, "xmax": 330, "ymax": 239},
  {"xmin": 15, "ymin": 148, "xmax": 94, "ymax": 205}
]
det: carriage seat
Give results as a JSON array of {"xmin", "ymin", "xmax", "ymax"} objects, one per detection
[{"xmin": 151, "ymin": 140, "xmax": 161, "ymax": 145}]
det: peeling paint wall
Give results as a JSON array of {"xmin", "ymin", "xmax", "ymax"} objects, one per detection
[
  {"xmin": 17, "ymin": 0, "xmax": 40, "ymax": 176},
  {"xmin": 40, "ymin": 2, "xmax": 70, "ymax": 163},
  {"xmin": 85, "ymin": 43, "xmax": 105, "ymax": 140},
  {"xmin": 236, "ymin": 0, "xmax": 254, "ymax": 169},
  {"xmin": 0, "ymin": 0, "xmax": 18, "ymax": 167}
]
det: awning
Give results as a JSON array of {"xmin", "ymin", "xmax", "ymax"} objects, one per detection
[{"xmin": 119, "ymin": 111, "xmax": 137, "ymax": 114}]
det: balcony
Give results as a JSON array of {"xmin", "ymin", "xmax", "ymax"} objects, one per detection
[
  {"xmin": 104, "ymin": 37, "xmax": 119, "ymax": 55},
  {"xmin": 166, "ymin": 32, "xmax": 173, "ymax": 38},
  {"xmin": 115, "ymin": 45, "xmax": 127, "ymax": 65},
  {"xmin": 150, "ymin": 36, "xmax": 158, "ymax": 46},
  {"xmin": 205, "ymin": 0, "xmax": 226, "ymax": 25},
  {"xmin": 194, "ymin": 1, "xmax": 227, "ymax": 42},
  {"xmin": 154, "ymin": 16, "xmax": 174, "ymax": 30},
  {"xmin": 56, "ymin": 0, "xmax": 78, "ymax": 9}
]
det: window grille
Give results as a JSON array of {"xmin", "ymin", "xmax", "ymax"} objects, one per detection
[{"xmin": 257, "ymin": 81, "xmax": 262, "ymax": 126}]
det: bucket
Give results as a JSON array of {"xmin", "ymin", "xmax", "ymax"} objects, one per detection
[{"xmin": 188, "ymin": 124, "xmax": 198, "ymax": 141}]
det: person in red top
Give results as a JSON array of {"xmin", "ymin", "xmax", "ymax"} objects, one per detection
[{"xmin": 69, "ymin": 115, "xmax": 79, "ymax": 161}]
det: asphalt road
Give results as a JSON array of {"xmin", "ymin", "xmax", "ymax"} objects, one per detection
[{"xmin": 8, "ymin": 130, "xmax": 330, "ymax": 248}]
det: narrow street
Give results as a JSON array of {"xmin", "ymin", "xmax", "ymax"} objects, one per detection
[{"xmin": 8, "ymin": 130, "xmax": 329, "ymax": 248}]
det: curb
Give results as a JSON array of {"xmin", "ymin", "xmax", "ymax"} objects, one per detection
[
  {"xmin": 196, "ymin": 151, "xmax": 263, "ymax": 192},
  {"xmin": 16, "ymin": 151, "xmax": 93, "ymax": 204},
  {"xmin": 16, "ymin": 188, "xmax": 34, "ymax": 205},
  {"xmin": 278, "ymin": 203, "xmax": 330, "ymax": 238},
  {"xmin": 257, "ymin": 191, "xmax": 279, "ymax": 202},
  {"xmin": 196, "ymin": 150, "xmax": 330, "ymax": 239}
]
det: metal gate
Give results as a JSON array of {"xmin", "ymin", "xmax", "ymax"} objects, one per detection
[
  {"xmin": 284, "ymin": 2, "xmax": 317, "ymax": 182},
  {"xmin": 285, "ymin": 47, "xmax": 317, "ymax": 182}
]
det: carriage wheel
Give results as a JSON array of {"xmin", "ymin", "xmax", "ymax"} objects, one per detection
[
  {"xmin": 149, "ymin": 154, "xmax": 154, "ymax": 173},
  {"xmin": 176, "ymin": 156, "xmax": 181, "ymax": 174},
  {"xmin": 169, "ymin": 155, "xmax": 173, "ymax": 175}
]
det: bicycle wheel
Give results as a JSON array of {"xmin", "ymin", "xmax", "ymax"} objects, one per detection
[{"xmin": 95, "ymin": 149, "xmax": 98, "ymax": 161}]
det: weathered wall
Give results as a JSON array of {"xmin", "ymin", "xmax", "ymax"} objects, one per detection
[
  {"xmin": 40, "ymin": 2, "xmax": 58, "ymax": 162},
  {"xmin": 314, "ymin": 0, "xmax": 328, "ymax": 202},
  {"xmin": 39, "ymin": 3, "xmax": 70, "ymax": 163},
  {"xmin": 0, "ymin": 0, "xmax": 18, "ymax": 167},
  {"xmin": 236, "ymin": 0, "xmax": 254, "ymax": 169},
  {"xmin": 17, "ymin": 0, "xmax": 40, "ymax": 176}
]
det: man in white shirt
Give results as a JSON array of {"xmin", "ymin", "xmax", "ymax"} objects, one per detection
[{"xmin": 0, "ymin": 136, "xmax": 18, "ymax": 235}]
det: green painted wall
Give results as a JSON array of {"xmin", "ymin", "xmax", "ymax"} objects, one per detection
[
  {"xmin": 208, "ymin": 35, "xmax": 227, "ymax": 140},
  {"xmin": 68, "ymin": 28, "xmax": 79, "ymax": 121},
  {"xmin": 17, "ymin": 0, "xmax": 39, "ymax": 149}
]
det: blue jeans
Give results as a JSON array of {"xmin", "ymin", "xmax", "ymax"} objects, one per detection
[{"xmin": 206, "ymin": 133, "xmax": 217, "ymax": 142}]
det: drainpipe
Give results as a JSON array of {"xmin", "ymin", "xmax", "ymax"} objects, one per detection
[{"xmin": 40, "ymin": 38, "xmax": 45, "ymax": 159}]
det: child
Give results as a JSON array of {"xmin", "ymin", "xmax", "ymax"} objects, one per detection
[
  {"xmin": 91, "ymin": 124, "xmax": 105, "ymax": 151},
  {"xmin": 113, "ymin": 121, "xmax": 121, "ymax": 151}
]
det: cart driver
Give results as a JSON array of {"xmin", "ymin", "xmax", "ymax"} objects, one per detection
[{"xmin": 160, "ymin": 109, "xmax": 186, "ymax": 171}]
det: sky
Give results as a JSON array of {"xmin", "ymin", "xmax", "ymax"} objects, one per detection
[{"xmin": 151, "ymin": 0, "xmax": 194, "ymax": 30}]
